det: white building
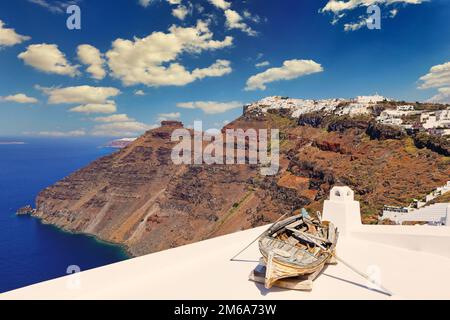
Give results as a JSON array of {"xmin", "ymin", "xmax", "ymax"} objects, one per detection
[
  {"xmin": 378, "ymin": 117, "xmax": 404, "ymax": 126},
  {"xmin": 356, "ymin": 94, "xmax": 387, "ymax": 104},
  {"xmin": 376, "ymin": 110, "xmax": 405, "ymax": 126},
  {"xmin": 421, "ymin": 109, "xmax": 450, "ymax": 130},
  {"xmin": 380, "ymin": 181, "xmax": 450, "ymax": 225},
  {"xmin": 425, "ymin": 181, "xmax": 450, "ymax": 203},
  {"xmin": 336, "ymin": 103, "xmax": 371, "ymax": 116},
  {"xmin": 381, "ymin": 203, "xmax": 449, "ymax": 226},
  {"xmin": 397, "ymin": 105, "xmax": 415, "ymax": 111},
  {"xmin": 246, "ymin": 96, "xmax": 348, "ymax": 119}
]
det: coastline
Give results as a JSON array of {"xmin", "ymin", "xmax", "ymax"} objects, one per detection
[
  {"xmin": 0, "ymin": 137, "xmax": 130, "ymax": 293},
  {"xmin": 19, "ymin": 213, "xmax": 132, "ymax": 259}
]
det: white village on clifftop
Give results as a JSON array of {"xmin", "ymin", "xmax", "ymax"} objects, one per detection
[{"xmin": 246, "ymin": 95, "xmax": 450, "ymax": 138}]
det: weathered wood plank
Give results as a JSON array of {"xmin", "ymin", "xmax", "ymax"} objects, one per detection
[{"xmin": 249, "ymin": 265, "xmax": 314, "ymax": 291}]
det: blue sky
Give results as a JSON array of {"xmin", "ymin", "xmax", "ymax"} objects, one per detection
[{"xmin": 0, "ymin": 0, "xmax": 449, "ymax": 137}]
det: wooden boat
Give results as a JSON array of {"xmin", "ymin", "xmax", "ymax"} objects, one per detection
[{"xmin": 258, "ymin": 211, "xmax": 338, "ymax": 289}]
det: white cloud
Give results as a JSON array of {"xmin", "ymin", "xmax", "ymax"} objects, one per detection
[
  {"xmin": 38, "ymin": 85, "xmax": 121, "ymax": 104},
  {"xmin": 191, "ymin": 59, "xmax": 232, "ymax": 79},
  {"xmin": 37, "ymin": 85, "xmax": 121, "ymax": 114},
  {"xmin": 94, "ymin": 114, "xmax": 134, "ymax": 123},
  {"xmin": 138, "ymin": 0, "xmax": 152, "ymax": 7},
  {"xmin": 177, "ymin": 101, "xmax": 242, "ymax": 114},
  {"xmin": 344, "ymin": 18, "xmax": 369, "ymax": 31},
  {"xmin": 36, "ymin": 130, "xmax": 86, "ymax": 137},
  {"xmin": 18, "ymin": 44, "xmax": 79, "ymax": 76},
  {"xmin": 322, "ymin": 0, "xmax": 424, "ymax": 14},
  {"xmin": 106, "ymin": 21, "xmax": 233, "ymax": 87},
  {"xmin": 418, "ymin": 62, "xmax": 450, "ymax": 90},
  {"xmin": 69, "ymin": 102, "xmax": 117, "ymax": 114},
  {"xmin": 208, "ymin": 0, "xmax": 231, "ymax": 10},
  {"xmin": 245, "ymin": 59, "xmax": 324, "ymax": 91},
  {"xmin": 321, "ymin": 0, "xmax": 425, "ymax": 31},
  {"xmin": 28, "ymin": 0, "xmax": 79, "ymax": 14},
  {"xmin": 195, "ymin": 3, "xmax": 205, "ymax": 14},
  {"xmin": 134, "ymin": 89, "xmax": 146, "ymax": 96},
  {"xmin": 92, "ymin": 121, "xmax": 157, "ymax": 137},
  {"xmin": 77, "ymin": 44, "xmax": 106, "ymax": 80},
  {"xmin": 158, "ymin": 112, "xmax": 181, "ymax": 121},
  {"xmin": 1, "ymin": 93, "xmax": 38, "ymax": 104},
  {"xmin": 165, "ymin": 0, "xmax": 188, "ymax": 20},
  {"xmin": 0, "ymin": 20, "xmax": 30, "ymax": 48},
  {"xmin": 207, "ymin": 1, "xmax": 259, "ymax": 36},
  {"xmin": 255, "ymin": 61, "xmax": 270, "ymax": 68},
  {"xmin": 243, "ymin": 10, "xmax": 262, "ymax": 24},
  {"xmin": 427, "ymin": 87, "xmax": 450, "ymax": 104},
  {"xmin": 224, "ymin": 9, "xmax": 257, "ymax": 36},
  {"xmin": 172, "ymin": 5, "xmax": 190, "ymax": 20},
  {"xmin": 418, "ymin": 61, "xmax": 450, "ymax": 103}
]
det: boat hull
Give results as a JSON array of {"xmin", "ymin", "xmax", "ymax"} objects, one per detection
[
  {"xmin": 261, "ymin": 250, "xmax": 334, "ymax": 289},
  {"xmin": 258, "ymin": 214, "xmax": 338, "ymax": 289}
]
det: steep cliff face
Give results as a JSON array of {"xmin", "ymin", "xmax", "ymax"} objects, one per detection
[
  {"xmin": 33, "ymin": 120, "xmax": 286, "ymax": 256},
  {"xmin": 33, "ymin": 99, "xmax": 450, "ymax": 256},
  {"xmin": 413, "ymin": 132, "xmax": 450, "ymax": 157}
]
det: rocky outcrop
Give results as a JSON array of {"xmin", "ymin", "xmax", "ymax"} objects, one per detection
[
  {"xmin": 161, "ymin": 120, "xmax": 183, "ymax": 128},
  {"xmin": 313, "ymin": 140, "xmax": 345, "ymax": 154},
  {"xmin": 298, "ymin": 112, "xmax": 324, "ymax": 128},
  {"xmin": 16, "ymin": 205, "xmax": 35, "ymax": 216},
  {"xmin": 413, "ymin": 132, "xmax": 450, "ymax": 157},
  {"xmin": 298, "ymin": 113, "xmax": 370, "ymax": 134},
  {"xmin": 366, "ymin": 122, "xmax": 406, "ymax": 140},
  {"xmin": 299, "ymin": 113, "xmax": 408, "ymax": 142},
  {"xmin": 327, "ymin": 116, "xmax": 369, "ymax": 133}
]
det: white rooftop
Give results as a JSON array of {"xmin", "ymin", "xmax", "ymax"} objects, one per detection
[{"xmin": 2, "ymin": 187, "xmax": 450, "ymax": 300}]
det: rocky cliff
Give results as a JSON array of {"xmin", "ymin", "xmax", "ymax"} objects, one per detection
[{"xmin": 31, "ymin": 97, "xmax": 450, "ymax": 256}]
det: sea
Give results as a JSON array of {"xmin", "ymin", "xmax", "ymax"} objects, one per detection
[{"xmin": 0, "ymin": 137, "xmax": 129, "ymax": 294}]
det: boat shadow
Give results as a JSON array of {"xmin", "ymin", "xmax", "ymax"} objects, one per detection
[
  {"xmin": 254, "ymin": 282, "xmax": 292, "ymax": 296},
  {"xmin": 252, "ymin": 264, "xmax": 391, "ymax": 297}
]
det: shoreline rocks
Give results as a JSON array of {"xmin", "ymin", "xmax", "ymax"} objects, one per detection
[{"xmin": 16, "ymin": 205, "xmax": 36, "ymax": 216}]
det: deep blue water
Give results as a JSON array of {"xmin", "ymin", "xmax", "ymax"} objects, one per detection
[{"xmin": 0, "ymin": 138, "xmax": 128, "ymax": 293}]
